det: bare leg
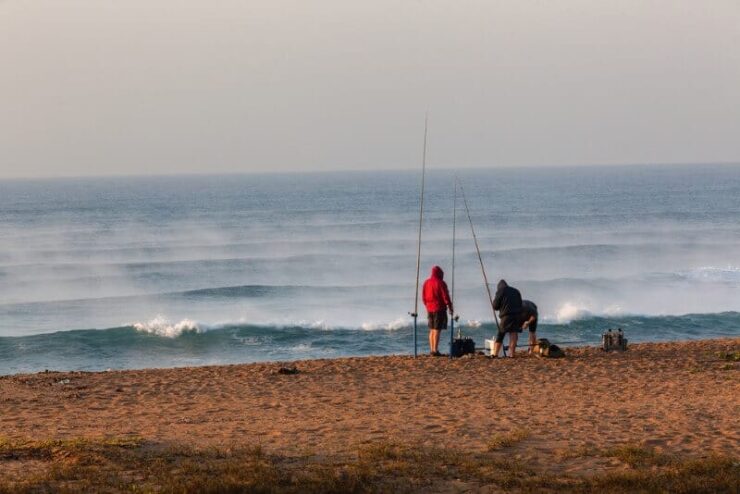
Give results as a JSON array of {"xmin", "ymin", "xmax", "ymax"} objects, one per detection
[
  {"xmin": 492, "ymin": 341, "xmax": 502, "ymax": 357},
  {"xmin": 428, "ymin": 330, "xmax": 434, "ymax": 354},
  {"xmin": 528, "ymin": 331, "xmax": 536, "ymax": 354},
  {"xmin": 431, "ymin": 329, "xmax": 441, "ymax": 353},
  {"xmin": 509, "ymin": 332, "xmax": 518, "ymax": 358}
]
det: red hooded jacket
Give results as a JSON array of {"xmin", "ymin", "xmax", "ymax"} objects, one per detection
[{"xmin": 422, "ymin": 266, "xmax": 453, "ymax": 313}]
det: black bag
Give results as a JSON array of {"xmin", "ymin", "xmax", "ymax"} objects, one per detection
[
  {"xmin": 451, "ymin": 337, "xmax": 476, "ymax": 358},
  {"xmin": 535, "ymin": 338, "xmax": 565, "ymax": 358}
]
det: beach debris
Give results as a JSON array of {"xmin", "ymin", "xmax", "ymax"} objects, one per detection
[
  {"xmin": 277, "ymin": 366, "xmax": 299, "ymax": 375},
  {"xmin": 56, "ymin": 379, "xmax": 71, "ymax": 385}
]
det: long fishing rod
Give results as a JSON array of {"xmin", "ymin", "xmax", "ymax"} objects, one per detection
[
  {"xmin": 449, "ymin": 179, "xmax": 457, "ymax": 359},
  {"xmin": 503, "ymin": 340, "xmax": 586, "ymax": 348},
  {"xmin": 411, "ymin": 115, "xmax": 428, "ymax": 358},
  {"xmin": 457, "ymin": 178, "xmax": 501, "ymax": 332}
]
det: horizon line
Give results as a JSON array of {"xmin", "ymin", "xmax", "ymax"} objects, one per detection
[{"xmin": 1, "ymin": 160, "xmax": 739, "ymax": 182}]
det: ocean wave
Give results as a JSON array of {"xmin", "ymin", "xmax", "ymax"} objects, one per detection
[
  {"xmin": 553, "ymin": 302, "xmax": 591, "ymax": 323},
  {"xmin": 360, "ymin": 318, "xmax": 410, "ymax": 331},
  {"xmin": 682, "ymin": 266, "xmax": 740, "ymax": 283},
  {"xmin": 2, "ymin": 311, "xmax": 739, "ymax": 375},
  {"xmin": 132, "ymin": 316, "xmax": 202, "ymax": 338},
  {"xmin": 550, "ymin": 302, "xmax": 625, "ymax": 324},
  {"xmin": 130, "ymin": 316, "xmax": 417, "ymax": 337}
]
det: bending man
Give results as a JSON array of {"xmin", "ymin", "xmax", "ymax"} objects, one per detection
[
  {"xmin": 521, "ymin": 299, "xmax": 538, "ymax": 354},
  {"xmin": 422, "ymin": 265, "xmax": 453, "ymax": 357},
  {"xmin": 492, "ymin": 279, "xmax": 523, "ymax": 357}
]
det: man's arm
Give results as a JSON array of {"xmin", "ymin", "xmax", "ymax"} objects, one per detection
[
  {"xmin": 421, "ymin": 280, "xmax": 430, "ymax": 307},
  {"xmin": 442, "ymin": 283, "xmax": 453, "ymax": 313}
]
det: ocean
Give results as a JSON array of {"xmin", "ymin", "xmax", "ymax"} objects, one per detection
[{"xmin": 1, "ymin": 165, "xmax": 739, "ymax": 374}]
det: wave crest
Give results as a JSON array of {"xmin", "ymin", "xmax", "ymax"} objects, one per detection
[
  {"xmin": 554, "ymin": 303, "xmax": 592, "ymax": 323},
  {"xmin": 132, "ymin": 316, "xmax": 201, "ymax": 337},
  {"xmin": 360, "ymin": 317, "xmax": 410, "ymax": 331}
]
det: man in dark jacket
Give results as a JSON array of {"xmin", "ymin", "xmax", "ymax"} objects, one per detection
[
  {"xmin": 521, "ymin": 300, "xmax": 538, "ymax": 354},
  {"xmin": 422, "ymin": 265, "xmax": 453, "ymax": 356},
  {"xmin": 492, "ymin": 279, "xmax": 522, "ymax": 357}
]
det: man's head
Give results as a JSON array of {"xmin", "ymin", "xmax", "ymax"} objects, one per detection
[
  {"xmin": 497, "ymin": 279, "xmax": 508, "ymax": 291},
  {"xmin": 431, "ymin": 265, "xmax": 444, "ymax": 279}
]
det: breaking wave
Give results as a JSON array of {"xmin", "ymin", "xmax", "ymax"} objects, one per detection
[
  {"xmin": 1, "ymin": 311, "xmax": 738, "ymax": 375},
  {"xmin": 132, "ymin": 316, "xmax": 202, "ymax": 337},
  {"xmin": 360, "ymin": 318, "xmax": 410, "ymax": 331}
]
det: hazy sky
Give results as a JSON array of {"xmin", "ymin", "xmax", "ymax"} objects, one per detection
[{"xmin": 1, "ymin": 1, "xmax": 739, "ymax": 178}]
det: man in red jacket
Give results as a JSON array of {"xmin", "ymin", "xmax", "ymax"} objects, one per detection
[{"xmin": 422, "ymin": 265, "xmax": 454, "ymax": 356}]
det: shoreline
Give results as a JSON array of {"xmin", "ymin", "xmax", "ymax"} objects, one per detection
[
  {"xmin": 2, "ymin": 338, "xmax": 738, "ymax": 491},
  {"xmin": 3, "ymin": 330, "xmax": 739, "ymax": 377}
]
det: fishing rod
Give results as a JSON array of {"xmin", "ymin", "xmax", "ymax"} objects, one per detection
[
  {"xmin": 507, "ymin": 340, "xmax": 587, "ymax": 347},
  {"xmin": 449, "ymin": 179, "xmax": 457, "ymax": 359},
  {"xmin": 457, "ymin": 178, "xmax": 501, "ymax": 333},
  {"xmin": 410, "ymin": 115, "xmax": 428, "ymax": 358}
]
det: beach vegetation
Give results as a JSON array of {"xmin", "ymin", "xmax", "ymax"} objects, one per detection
[
  {"xmin": 486, "ymin": 429, "xmax": 530, "ymax": 451},
  {"xmin": 717, "ymin": 351, "xmax": 740, "ymax": 362},
  {"xmin": 601, "ymin": 444, "xmax": 677, "ymax": 468},
  {"xmin": 0, "ymin": 437, "xmax": 737, "ymax": 493},
  {"xmin": 554, "ymin": 445, "xmax": 598, "ymax": 459}
]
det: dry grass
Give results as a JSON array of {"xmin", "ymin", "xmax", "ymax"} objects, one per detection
[
  {"xmin": 554, "ymin": 445, "xmax": 598, "ymax": 460},
  {"xmin": 717, "ymin": 351, "xmax": 740, "ymax": 362},
  {"xmin": 583, "ymin": 455, "xmax": 738, "ymax": 494},
  {"xmin": 601, "ymin": 444, "xmax": 677, "ymax": 468},
  {"xmin": 486, "ymin": 429, "xmax": 531, "ymax": 451},
  {"xmin": 0, "ymin": 437, "xmax": 737, "ymax": 493}
]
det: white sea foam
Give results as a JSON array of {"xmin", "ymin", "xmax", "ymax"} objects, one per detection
[
  {"xmin": 132, "ymin": 316, "xmax": 201, "ymax": 337},
  {"xmin": 547, "ymin": 302, "xmax": 623, "ymax": 323},
  {"xmin": 554, "ymin": 302, "xmax": 592, "ymax": 323},
  {"xmin": 464, "ymin": 320, "xmax": 482, "ymax": 328},
  {"xmin": 287, "ymin": 343, "xmax": 313, "ymax": 353},
  {"xmin": 294, "ymin": 320, "xmax": 331, "ymax": 330},
  {"xmin": 360, "ymin": 317, "xmax": 409, "ymax": 331},
  {"xmin": 603, "ymin": 304, "xmax": 624, "ymax": 316}
]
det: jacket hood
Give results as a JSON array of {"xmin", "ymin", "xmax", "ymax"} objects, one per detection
[
  {"xmin": 431, "ymin": 265, "xmax": 444, "ymax": 280},
  {"xmin": 497, "ymin": 279, "xmax": 508, "ymax": 291}
]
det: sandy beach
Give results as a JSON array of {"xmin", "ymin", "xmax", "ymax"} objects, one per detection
[{"xmin": 2, "ymin": 338, "xmax": 738, "ymax": 492}]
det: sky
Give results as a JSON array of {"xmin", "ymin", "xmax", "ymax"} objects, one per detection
[{"xmin": 1, "ymin": 0, "xmax": 739, "ymax": 178}]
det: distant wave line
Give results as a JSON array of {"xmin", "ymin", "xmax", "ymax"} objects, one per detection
[{"xmin": 2, "ymin": 239, "xmax": 739, "ymax": 273}]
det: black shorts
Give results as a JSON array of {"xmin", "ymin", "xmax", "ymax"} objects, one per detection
[
  {"xmin": 528, "ymin": 320, "xmax": 538, "ymax": 333},
  {"xmin": 427, "ymin": 310, "xmax": 448, "ymax": 330},
  {"xmin": 495, "ymin": 314, "xmax": 522, "ymax": 343}
]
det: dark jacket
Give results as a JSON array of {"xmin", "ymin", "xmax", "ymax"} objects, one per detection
[
  {"xmin": 422, "ymin": 266, "xmax": 453, "ymax": 313},
  {"xmin": 492, "ymin": 281, "xmax": 522, "ymax": 317},
  {"xmin": 521, "ymin": 300, "xmax": 538, "ymax": 330}
]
